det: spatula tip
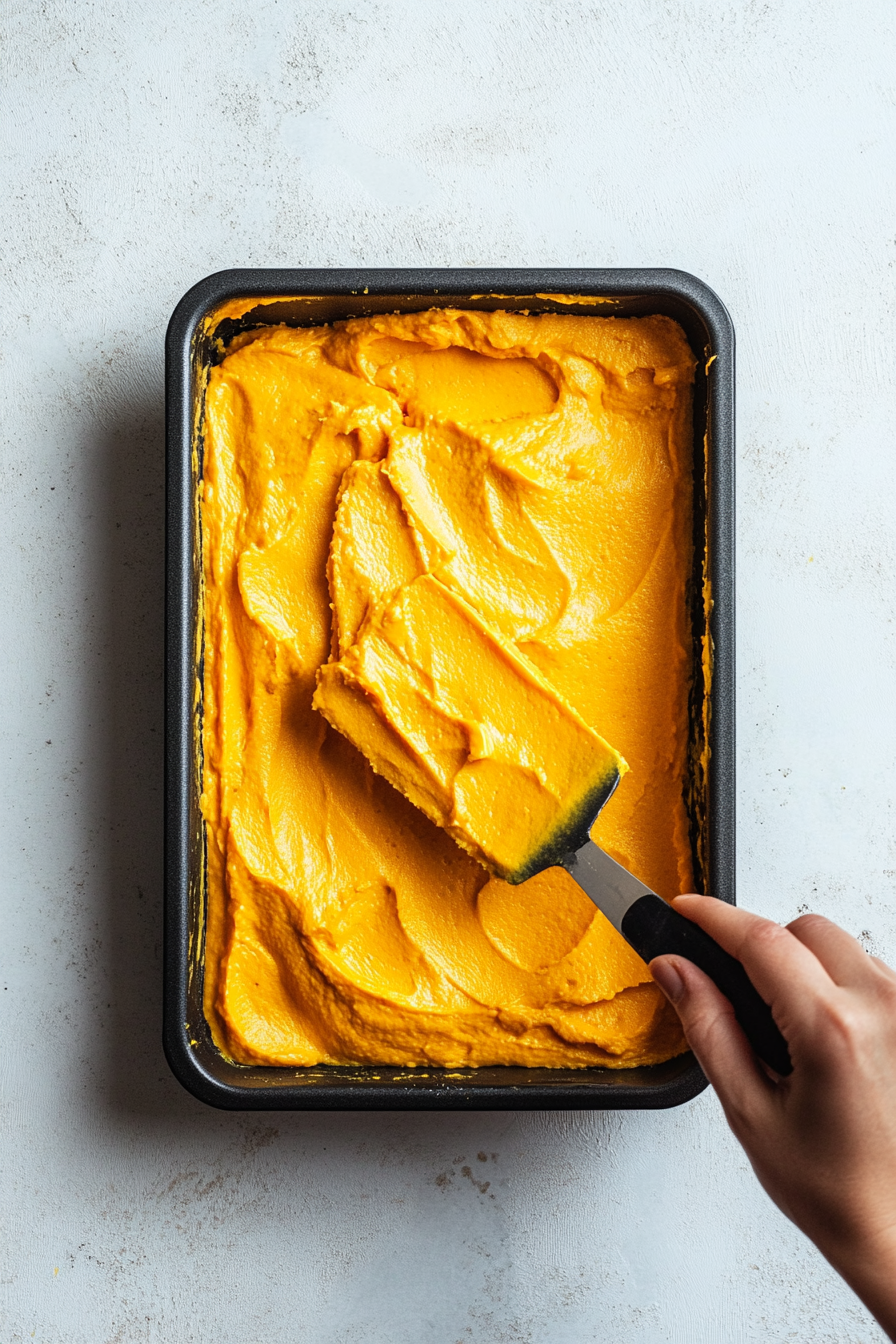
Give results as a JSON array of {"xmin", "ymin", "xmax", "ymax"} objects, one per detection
[{"xmin": 500, "ymin": 765, "xmax": 623, "ymax": 886}]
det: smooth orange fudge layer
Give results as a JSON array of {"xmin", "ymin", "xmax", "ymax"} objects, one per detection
[{"xmin": 200, "ymin": 308, "xmax": 696, "ymax": 1069}]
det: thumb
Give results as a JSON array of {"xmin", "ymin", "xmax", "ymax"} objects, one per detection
[{"xmin": 651, "ymin": 955, "xmax": 776, "ymax": 1129}]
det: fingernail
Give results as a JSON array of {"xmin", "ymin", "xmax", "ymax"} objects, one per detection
[{"xmin": 651, "ymin": 959, "xmax": 685, "ymax": 1004}]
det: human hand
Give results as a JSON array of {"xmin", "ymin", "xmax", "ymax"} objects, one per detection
[{"xmin": 651, "ymin": 897, "xmax": 896, "ymax": 1340}]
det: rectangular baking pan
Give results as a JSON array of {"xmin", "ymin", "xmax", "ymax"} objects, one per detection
[{"xmin": 165, "ymin": 268, "xmax": 734, "ymax": 1110}]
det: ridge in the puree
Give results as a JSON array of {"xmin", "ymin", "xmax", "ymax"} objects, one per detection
[{"xmin": 200, "ymin": 307, "xmax": 696, "ymax": 1069}]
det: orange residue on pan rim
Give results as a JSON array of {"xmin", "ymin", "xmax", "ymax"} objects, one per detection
[{"xmin": 199, "ymin": 306, "xmax": 697, "ymax": 1069}]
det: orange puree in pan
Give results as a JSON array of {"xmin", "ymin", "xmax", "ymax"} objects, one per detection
[
  {"xmin": 314, "ymin": 573, "xmax": 627, "ymax": 884},
  {"xmin": 200, "ymin": 308, "xmax": 696, "ymax": 1069}
]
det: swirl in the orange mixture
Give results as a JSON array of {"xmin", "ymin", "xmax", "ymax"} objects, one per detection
[{"xmin": 200, "ymin": 308, "xmax": 696, "ymax": 1068}]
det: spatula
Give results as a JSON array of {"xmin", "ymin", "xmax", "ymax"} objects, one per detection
[
  {"xmin": 314, "ymin": 575, "xmax": 792, "ymax": 1076},
  {"xmin": 506, "ymin": 769, "xmax": 792, "ymax": 1077}
]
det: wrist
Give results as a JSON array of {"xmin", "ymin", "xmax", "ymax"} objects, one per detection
[{"xmin": 822, "ymin": 1220, "xmax": 896, "ymax": 1340}]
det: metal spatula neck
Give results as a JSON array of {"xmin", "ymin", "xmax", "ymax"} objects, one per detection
[{"xmin": 561, "ymin": 839, "xmax": 655, "ymax": 931}]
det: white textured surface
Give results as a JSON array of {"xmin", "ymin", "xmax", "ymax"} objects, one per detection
[{"xmin": 2, "ymin": 1, "xmax": 895, "ymax": 1339}]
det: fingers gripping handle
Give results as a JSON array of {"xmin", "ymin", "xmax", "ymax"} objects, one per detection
[{"xmin": 621, "ymin": 895, "xmax": 793, "ymax": 1076}]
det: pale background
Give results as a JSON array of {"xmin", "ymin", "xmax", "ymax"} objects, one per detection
[{"xmin": 2, "ymin": 1, "xmax": 896, "ymax": 1340}]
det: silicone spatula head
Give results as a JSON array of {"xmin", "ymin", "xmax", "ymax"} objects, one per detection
[{"xmin": 313, "ymin": 573, "xmax": 627, "ymax": 881}]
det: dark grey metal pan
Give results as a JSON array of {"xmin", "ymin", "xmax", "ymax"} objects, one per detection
[{"xmin": 164, "ymin": 268, "xmax": 734, "ymax": 1110}]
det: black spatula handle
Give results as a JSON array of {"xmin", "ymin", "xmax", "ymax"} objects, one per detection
[{"xmin": 621, "ymin": 894, "xmax": 792, "ymax": 1076}]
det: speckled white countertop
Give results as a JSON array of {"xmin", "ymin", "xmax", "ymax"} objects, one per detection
[{"xmin": 2, "ymin": 2, "xmax": 896, "ymax": 1340}]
